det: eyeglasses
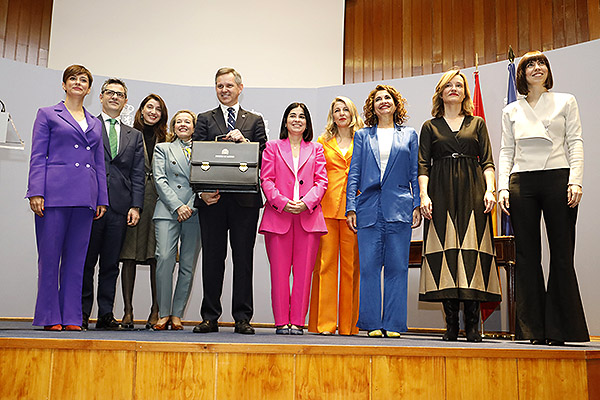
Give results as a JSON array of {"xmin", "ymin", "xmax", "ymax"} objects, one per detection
[{"xmin": 102, "ymin": 89, "xmax": 126, "ymax": 99}]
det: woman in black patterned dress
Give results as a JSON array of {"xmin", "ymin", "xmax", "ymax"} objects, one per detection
[{"xmin": 418, "ymin": 70, "xmax": 501, "ymax": 342}]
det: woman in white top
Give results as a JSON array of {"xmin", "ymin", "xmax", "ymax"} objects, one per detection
[
  {"xmin": 498, "ymin": 51, "xmax": 589, "ymax": 345},
  {"xmin": 346, "ymin": 85, "xmax": 421, "ymax": 337}
]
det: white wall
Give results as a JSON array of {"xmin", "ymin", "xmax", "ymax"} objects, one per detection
[{"xmin": 48, "ymin": 0, "xmax": 344, "ymax": 88}]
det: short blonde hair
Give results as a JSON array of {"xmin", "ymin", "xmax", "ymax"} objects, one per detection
[
  {"xmin": 431, "ymin": 70, "xmax": 473, "ymax": 118},
  {"xmin": 169, "ymin": 110, "xmax": 197, "ymax": 142},
  {"xmin": 321, "ymin": 96, "xmax": 364, "ymax": 141}
]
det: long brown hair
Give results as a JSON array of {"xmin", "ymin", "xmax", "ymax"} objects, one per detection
[{"xmin": 134, "ymin": 94, "xmax": 169, "ymax": 143}]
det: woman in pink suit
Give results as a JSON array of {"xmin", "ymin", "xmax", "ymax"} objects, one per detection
[
  {"xmin": 259, "ymin": 103, "xmax": 328, "ymax": 335},
  {"xmin": 26, "ymin": 65, "xmax": 108, "ymax": 331}
]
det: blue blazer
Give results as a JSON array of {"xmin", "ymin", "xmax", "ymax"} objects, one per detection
[
  {"xmin": 98, "ymin": 116, "xmax": 145, "ymax": 216},
  {"xmin": 346, "ymin": 124, "xmax": 420, "ymax": 228}
]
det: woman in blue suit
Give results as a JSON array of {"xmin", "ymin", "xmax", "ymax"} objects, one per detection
[
  {"xmin": 152, "ymin": 110, "xmax": 201, "ymax": 330},
  {"xmin": 346, "ymin": 84, "xmax": 421, "ymax": 337}
]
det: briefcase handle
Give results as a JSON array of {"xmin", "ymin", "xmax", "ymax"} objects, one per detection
[{"xmin": 215, "ymin": 134, "xmax": 230, "ymax": 142}]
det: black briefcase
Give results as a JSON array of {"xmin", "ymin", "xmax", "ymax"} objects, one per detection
[{"xmin": 190, "ymin": 138, "xmax": 260, "ymax": 193}]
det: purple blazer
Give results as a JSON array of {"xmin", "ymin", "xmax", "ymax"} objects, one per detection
[{"xmin": 26, "ymin": 101, "xmax": 108, "ymax": 209}]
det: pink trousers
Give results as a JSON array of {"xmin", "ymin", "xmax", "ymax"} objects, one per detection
[{"xmin": 264, "ymin": 214, "xmax": 322, "ymax": 327}]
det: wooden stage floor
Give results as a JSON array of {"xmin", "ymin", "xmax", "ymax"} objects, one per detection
[{"xmin": 1, "ymin": 320, "xmax": 598, "ymax": 400}]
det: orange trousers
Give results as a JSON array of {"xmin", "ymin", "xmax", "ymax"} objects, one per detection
[{"xmin": 308, "ymin": 218, "xmax": 360, "ymax": 335}]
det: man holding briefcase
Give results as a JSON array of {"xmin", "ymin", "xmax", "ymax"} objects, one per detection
[{"xmin": 192, "ymin": 67, "xmax": 267, "ymax": 334}]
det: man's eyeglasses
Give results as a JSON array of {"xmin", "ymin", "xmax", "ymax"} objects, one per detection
[{"xmin": 102, "ymin": 89, "xmax": 126, "ymax": 99}]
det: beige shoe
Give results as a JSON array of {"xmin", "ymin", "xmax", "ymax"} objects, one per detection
[
  {"xmin": 367, "ymin": 329, "xmax": 384, "ymax": 337},
  {"xmin": 385, "ymin": 330, "xmax": 401, "ymax": 338}
]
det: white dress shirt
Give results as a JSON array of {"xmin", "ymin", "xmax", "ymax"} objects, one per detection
[
  {"xmin": 219, "ymin": 103, "xmax": 240, "ymax": 127},
  {"xmin": 499, "ymin": 92, "xmax": 583, "ymax": 190}
]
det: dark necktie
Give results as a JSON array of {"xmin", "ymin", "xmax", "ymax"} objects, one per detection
[
  {"xmin": 108, "ymin": 119, "xmax": 118, "ymax": 158},
  {"xmin": 227, "ymin": 107, "xmax": 236, "ymax": 131}
]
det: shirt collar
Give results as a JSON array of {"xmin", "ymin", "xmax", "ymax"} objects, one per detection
[
  {"xmin": 101, "ymin": 111, "xmax": 121, "ymax": 124},
  {"xmin": 219, "ymin": 102, "xmax": 240, "ymax": 116}
]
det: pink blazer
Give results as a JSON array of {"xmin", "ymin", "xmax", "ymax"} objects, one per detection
[{"xmin": 259, "ymin": 139, "xmax": 328, "ymax": 234}]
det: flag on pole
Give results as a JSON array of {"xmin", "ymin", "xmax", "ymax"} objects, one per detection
[
  {"xmin": 472, "ymin": 70, "xmax": 498, "ymax": 235},
  {"xmin": 473, "ymin": 70, "xmax": 501, "ymax": 323},
  {"xmin": 501, "ymin": 60, "xmax": 517, "ymax": 236}
]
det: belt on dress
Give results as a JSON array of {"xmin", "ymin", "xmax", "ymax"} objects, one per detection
[{"xmin": 434, "ymin": 153, "xmax": 478, "ymax": 160}]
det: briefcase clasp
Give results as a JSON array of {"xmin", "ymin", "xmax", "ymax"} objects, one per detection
[
  {"xmin": 201, "ymin": 162, "xmax": 210, "ymax": 171},
  {"xmin": 239, "ymin": 163, "xmax": 248, "ymax": 173}
]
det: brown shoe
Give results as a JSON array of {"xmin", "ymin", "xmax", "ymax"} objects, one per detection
[
  {"xmin": 64, "ymin": 325, "xmax": 82, "ymax": 331},
  {"xmin": 44, "ymin": 324, "xmax": 62, "ymax": 331}
]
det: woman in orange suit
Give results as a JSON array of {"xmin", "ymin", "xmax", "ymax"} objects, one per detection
[{"xmin": 308, "ymin": 96, "xmax": 364, "ymax": 335}]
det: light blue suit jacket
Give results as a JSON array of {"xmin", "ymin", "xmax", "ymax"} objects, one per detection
[
  {"xmin": 346, "ymin": 124, "xmax": 420, "ymax": 228},
  {"xmin": 152, "ymin": 140, "xmax": 197, "ymax": 220}
]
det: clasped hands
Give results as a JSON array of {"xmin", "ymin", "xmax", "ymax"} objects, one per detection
[{"xmin": 284, "ymin": 200, "xmax": 308, "ymax": 214}]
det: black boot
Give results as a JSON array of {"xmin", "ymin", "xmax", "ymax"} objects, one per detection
[
  {"xmin": 121, "ymin": 260, "xmax": 136, "ymax": 329},
  {"xmin": 146, "ymin": 259, "xmax": 159, "ymax": 329},
  {"xmin": 464, "ymin": 300, "xmax": 483, "ymax": 342},
  {"xmin": 442, "ymin": 300, "xmax": 459, "ymax": 341}
]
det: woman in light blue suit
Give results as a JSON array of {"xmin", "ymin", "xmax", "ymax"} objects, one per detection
[
  {"xmin": 346, "ymin": 85, "xmax": 421, "ymax": 337},
  {"xmin": 152, "ymin": 110, "xmax": 201, "ymax": 330}
]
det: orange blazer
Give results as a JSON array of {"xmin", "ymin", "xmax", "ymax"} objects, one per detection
[{"xmin": 318, "ymin": 135, "xmax": 353, "ymax": 220}]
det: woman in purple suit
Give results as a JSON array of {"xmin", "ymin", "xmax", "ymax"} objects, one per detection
[{"xmin": 26, "ymin": 65, "xmax": 108, "ymax": 331}]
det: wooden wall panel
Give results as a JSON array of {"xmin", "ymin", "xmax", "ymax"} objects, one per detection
[
  {"xmin": 0, "ymin": 0, "xmax": 52, "ymax": 66},
  {"xmin": 372, "ymin": 355, "xmax": 446, "ymax": 398},
  {"xmin": 344, "ymin": 0, "xmax": 600, "ymax": 83},
  {"xmin": 296, "ymin": 354, "xmax": 371, "ymax": 399},
  {"xmin": 446, "ymin": 357, "xmax": 518, "ymax": 400},
  {"xmin": 51, "ymin": 349, "xmax": 134, "ymax": 399},
  {"xmin": 216, "ymin": 353, "xmax": 295, "ymax": 400},
  {"xmin": 135, "ymin": 352, "xmax": 216, "ymax": 399},
  {"xmin": 0, "ymin": 348, "xmax": 52, "ymax": 399},
  {"xmin": 517, "ymin": 358, "xmax": 588, "ymax": 399}
]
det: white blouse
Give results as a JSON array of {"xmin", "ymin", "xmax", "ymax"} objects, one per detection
[
  {"xmin": 498, "ymin": 92, "xmax": 583, "ymax": 190},
  {"xmin": 377, "ymin": 127, "xmax": 394, "ymax": 180}
]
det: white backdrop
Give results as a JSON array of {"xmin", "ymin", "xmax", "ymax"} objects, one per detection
[
  {"xmin": 48, "ymin": 0, "xmax": 345, "ymax": 88},
  {"xmin": 1, "ymin": 40, "xmax": 598, "ymax": 334}
]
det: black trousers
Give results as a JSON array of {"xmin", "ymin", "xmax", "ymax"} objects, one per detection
[
  {"xmin": 198, "ymin": 194, "xmax": 259, "ymax": 322},
  {"xmin": 509, "ymin": 169, "xmax": 589, "ymax": 342},
  {"xmin": 82, "ymin": 207, "xmax": 127, "ymax": 317}
]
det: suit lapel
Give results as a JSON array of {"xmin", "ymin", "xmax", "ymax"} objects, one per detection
[
  {"xmin": 117, "ymin": 125, "xmax": 132, "ymax": 159},
  {"xmin": 98, "ymin": 116, "xmax": 112, "ymax": 158},
  {"xmin": 169, "ymin": 141, "xmax": 190, "ymax": 178},
  {"xmin": 278, "ymin": 139, "xmax": 295, "ymax": 173},
  {"xmin": 236, "ymin": 108, "xmax": 248, "ymax": 132},
  {"xmin": 298, "ymin": 140, "xmax": 311, "ymax": 171},
  {"xmin": 367, "ymin": 126, "xmax": 381, "ymax": 173},
  {"xmin": 212, "ymin": 107, "xmax": 229, "ymax": 136},
  {"xmin": 55, "ymin": 101, "xmax": 89, "ymax": 143}
]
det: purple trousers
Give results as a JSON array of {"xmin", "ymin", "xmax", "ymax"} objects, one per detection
[{"xmin": 33, "ymin": 207, "xmax": 94, "ymax": 326}]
